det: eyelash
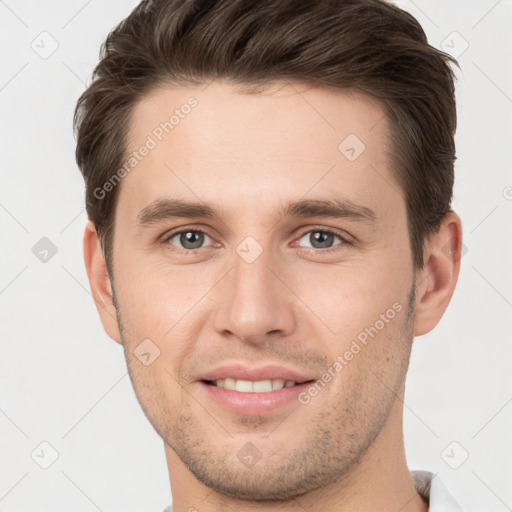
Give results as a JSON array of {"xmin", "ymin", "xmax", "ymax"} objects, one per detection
[
  {"xmin": 293, "ymin": 229, "xmax": 352, "ymax": 252},
  {"xmin": 161, "ymin": 226, "xmax": 352, "ymax": 254}
]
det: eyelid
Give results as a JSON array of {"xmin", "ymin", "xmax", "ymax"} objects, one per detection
[
  {"xmin": 160, "ymin": 225, "xmax": 219, "ymax": 250},
  {"xmin": 292, "ymin": 227, "xmax": 353, "ymax": 250},
  {"xmin": 160, "ymin": 225, "xmax": 354, "ymax": 252}
]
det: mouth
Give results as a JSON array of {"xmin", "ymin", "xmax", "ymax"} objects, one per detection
[
  {"xmin": 196, "ymin": 364, "xmax": 317, "ymax": 415},
  {"xmin": 199, "ymin": 376, "xmax": 316, "ymax": 415},
  {"xmin": 203, "ymin": 378, "xmax": 313, "ymax": 393}
]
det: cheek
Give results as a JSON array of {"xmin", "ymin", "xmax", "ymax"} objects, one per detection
[
  {"xmin": 113, "ymin": 260, "xmax": 216, "ymax": 345},
  {"xmin": 290, "ymin": 257, "xmax": 411, "ymax": 345},
  {"xmin": 303, "ymin": 296, "xmax": 412, "ymax": 414}
]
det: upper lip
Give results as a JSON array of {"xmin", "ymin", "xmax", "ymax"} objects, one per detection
[{"xmin": 198, "ymin": 364, "xmax": 315, "ymax": 384}]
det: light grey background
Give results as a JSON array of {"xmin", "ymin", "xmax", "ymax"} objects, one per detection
[{"xmin": 1, "ymin": 1, "xmax": 511, "ymax": 511}]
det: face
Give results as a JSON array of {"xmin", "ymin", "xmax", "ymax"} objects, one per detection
[{"xmin": 107, "ymin": 81, "xmax": 418, "ymax": 499}]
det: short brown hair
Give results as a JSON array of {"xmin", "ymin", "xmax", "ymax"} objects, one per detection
[{"xmin": 74, "ymin": 0, "xmax": 459, "ymax": 275}]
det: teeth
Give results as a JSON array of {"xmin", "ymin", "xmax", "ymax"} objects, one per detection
[
  {"xmin": 235, "ymin": 379, "xmax": 254, "ymax": 392},
  {"xmin": 253, "ymin": 380, "xmax": 272, "ymax": 392},
  {"xmin": 213, "ymin": 378, "xmax": 298, "ymax": 392},
  {"xmin": 223, "ymin": 378, "xmax": 236, "ymax": 390}
]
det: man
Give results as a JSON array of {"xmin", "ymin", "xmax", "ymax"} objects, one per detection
[{"xmin": 75, "ymin": 0, "xmax": 464, "ymax": 510}]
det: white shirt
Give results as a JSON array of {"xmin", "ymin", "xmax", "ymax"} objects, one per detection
[
  {"xmin": 411, "ymin": 470, "xmax": 464, "ymax": 511},
  {"xmin": 162, "ymin": 469, "xmax": 464, "ymax": 512}
]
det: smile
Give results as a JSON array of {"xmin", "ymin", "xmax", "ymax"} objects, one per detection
[{"xmin": 205, "ymin": 378, "xmax": 300, "ymax": 393}]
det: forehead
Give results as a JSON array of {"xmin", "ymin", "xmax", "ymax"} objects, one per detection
[
  {"xmin": 118, "ymin": 80, "xmax": 401, "ymax": 220},
  {"xmin": 128, "ymin": 80, "xmax": 389, "ymax": 156}
]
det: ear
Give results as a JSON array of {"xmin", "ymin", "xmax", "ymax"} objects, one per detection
[
  {"xmin": 413, "ymin": 212, "xmax": 463, "ymax": 336},
  {"xmin": 83, "ymin": 220, "xmax": 122, "ymax": 344}
]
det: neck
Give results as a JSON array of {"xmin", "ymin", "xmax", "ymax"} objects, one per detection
[{"xmin": 164, "ymin": 385, "xmax": 428, "ymax": 512}]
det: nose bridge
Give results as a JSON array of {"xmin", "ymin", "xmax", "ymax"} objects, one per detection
[{"xmin": 212, "ymin": 242, "xmax": 295, "ymax": 342}]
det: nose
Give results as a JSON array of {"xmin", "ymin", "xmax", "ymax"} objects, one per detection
[{"xmin": 211, "ymin": 248, "xmax": 296, "ymax": 345}]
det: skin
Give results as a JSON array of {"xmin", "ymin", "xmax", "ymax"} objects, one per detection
[{"xmin": 84, "ymin": 80, "xmax": 462, "ymax": 512}]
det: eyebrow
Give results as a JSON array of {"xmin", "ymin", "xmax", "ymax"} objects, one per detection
[{"xmin": 136, "ymin": 197, "xmax": 377, "ymax": 227}]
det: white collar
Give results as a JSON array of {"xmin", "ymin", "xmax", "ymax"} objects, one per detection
[{"xmin": 411, "ymin": 470, "xmax": 464, "ymax": 511}]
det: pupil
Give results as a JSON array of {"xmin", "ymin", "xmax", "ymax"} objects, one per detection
[
  {"xmin": 311, "ymin": 231, "xmax": 333, "ymax": 248},
  {"xmin": 181, "ymin": 231, "xmax": 204, "ymax": 249}
]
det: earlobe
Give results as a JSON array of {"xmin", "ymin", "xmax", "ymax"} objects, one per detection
[
  {"xmin": 83, "ymin": 220, "xmax": 122, "ymax": 344},
  {"xmin": 413, "ymin": 213, "xmax": 463, "ymax": 337}
]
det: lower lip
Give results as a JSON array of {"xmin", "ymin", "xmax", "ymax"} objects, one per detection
[{"xmin": 198, "ymin": 381, "xmax": 313, "ymax": 415}]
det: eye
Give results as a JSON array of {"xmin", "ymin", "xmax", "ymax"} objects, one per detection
[
  {"xmin": 165, "ymin": 229, "xmax": 214, "ymax": 250},
  {"xmin": 295, "ymin": 229, "xmax": 348, "ymax": 250}
]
